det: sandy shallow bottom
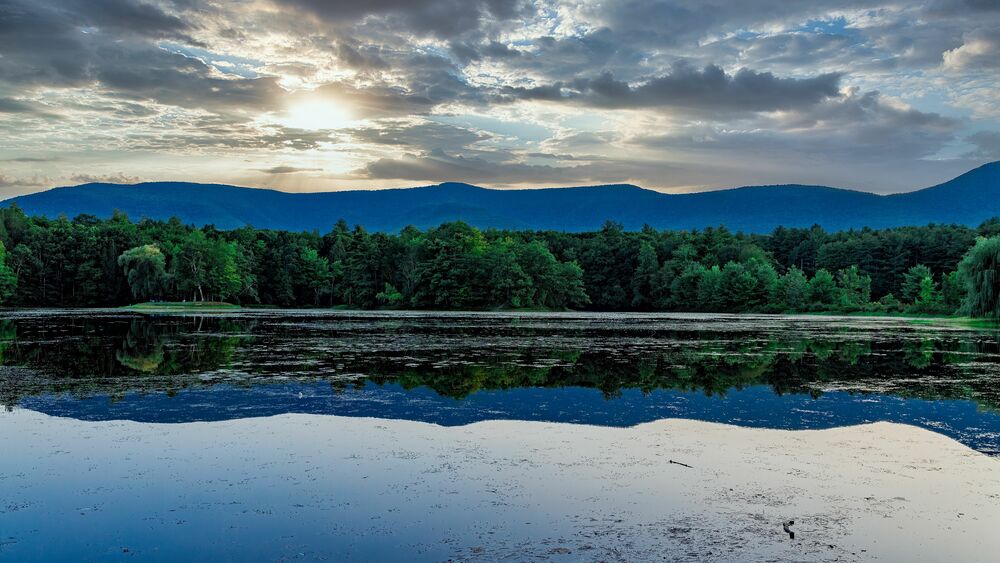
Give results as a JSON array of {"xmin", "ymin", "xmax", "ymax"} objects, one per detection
[{"xmin": 1, "ymin": 410, "xmax": 999, "ymax": 562}]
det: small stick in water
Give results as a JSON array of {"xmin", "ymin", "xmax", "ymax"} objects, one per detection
[
  {"xmin": 668, "ymin": 459, "xmax": 693, "ymax": 468},
  {"xmin": 783, "ymin": 520, "xmax": 795, "ymax": 540}
]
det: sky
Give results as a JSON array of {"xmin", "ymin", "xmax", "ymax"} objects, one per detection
[{"xmin": 0, "ymin": 0, "xmax": 999, "ymax": 197}]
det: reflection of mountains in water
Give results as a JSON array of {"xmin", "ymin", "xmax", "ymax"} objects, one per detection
[{"xmin": 2, "ymin": 314, "xmax": 1000, "ymax": 413}]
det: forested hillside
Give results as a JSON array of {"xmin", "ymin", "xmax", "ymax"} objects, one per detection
[
  {"xmin": 5, "ymin": 162, "xmax": 999, "ymax": 233},
  {"xmin": 0, "ymin": 205, "xmax": 997, "ymax": 315}
]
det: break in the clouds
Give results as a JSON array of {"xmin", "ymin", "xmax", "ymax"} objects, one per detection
[{"xmin": 0, "ymin": 0, "xmax": 998, "ymax": 196}]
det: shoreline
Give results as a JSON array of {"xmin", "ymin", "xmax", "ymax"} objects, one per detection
[{"xmin": 0, "ymin": 304, "xmax": 991, "ymax": 319}]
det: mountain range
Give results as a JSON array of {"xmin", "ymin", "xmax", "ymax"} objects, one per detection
[{"xmin": 3, "ymin": 161, "xmax": 998, "ymax": 233}]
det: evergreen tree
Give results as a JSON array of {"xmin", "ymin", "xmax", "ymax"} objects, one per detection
[
  {"xmin": 778, "ymin": 266, "xmax": 809, "ymax": 311},
  {"xmin": 808, "ymin": 269, "xmax": 839, "ymax": 309},
  {"xmin": 0, "ymin": 241, "xmax": 17, "ymax": 303},
  {"xmin": 630, "ymin": 242, "xmax": 659, "ymax": 309},
  {"xmin": 837, "ymin": 266, "xmax": 872, "ymax": 310},
  {"xmin": 901, "ymin": 264, "xmax": 932, "ymax": 304}
]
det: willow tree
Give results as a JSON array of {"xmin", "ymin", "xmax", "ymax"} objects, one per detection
[
  {"xmin": 958, "ymin": 236, "xmax": 1000, "ymax": 318},
  {"xmin": 118, "ymin": 244, "xmax": 167, "ymax": 301}
]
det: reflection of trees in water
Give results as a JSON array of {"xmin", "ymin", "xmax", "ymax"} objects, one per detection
[
  {"xmin": 1, "ymin": 316, "xmax": 252, "ymax": 406},
  {"xmin": 116, "ymin": 319, "xmax": 165, "ymax": 372},
  {"xmin": 2, "ymin": 317, "xmax": 999, "ymax": 411},
  {"xmin": 361, "ymin": 335, "xmax": 1000, "ymax": 410}
]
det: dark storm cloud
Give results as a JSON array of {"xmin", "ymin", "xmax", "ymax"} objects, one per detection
[{"xmin": 500, "ymin": 64, "xmax": 842, "ymax": 114}]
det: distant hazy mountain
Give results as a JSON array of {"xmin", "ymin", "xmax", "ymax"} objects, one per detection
[{"xmin": 4, "ymin": 161, "xmax": 998, "ymax": 233}]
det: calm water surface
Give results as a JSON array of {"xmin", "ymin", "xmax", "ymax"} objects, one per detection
[
  {"xmin": 2, "ymin": 310, "xmax": 1000, "ymax": 561},
  {"xmin": 3, "ymin": 310, "xmax": 1000, "ymax": 452}
]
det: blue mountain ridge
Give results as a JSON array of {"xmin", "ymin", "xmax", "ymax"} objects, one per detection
[{"xmin": 3, "ymin": 161, "xmax": 998, "ymax": 233}]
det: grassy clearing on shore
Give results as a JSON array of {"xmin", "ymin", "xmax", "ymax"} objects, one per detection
[
  {"xmin": 122, "ymin": 301, "xmax": 240, "ymax": 311},
  {"xmin": 804, "ymin": 310, "xmax": 999, "ymax": 328}
]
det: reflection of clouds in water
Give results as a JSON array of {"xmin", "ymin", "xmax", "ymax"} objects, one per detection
[{"xmin": 2, "ymin": 410, "xmax": 1000, "ymax": 561}]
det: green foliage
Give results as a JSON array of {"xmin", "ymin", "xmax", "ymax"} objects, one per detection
[
  {"xmin": 0, "ymin": 241, "xmax": 17, "ymax": 303},
  {"xmin": 297, "ymin": 247, "xmax": 332, "ymax": 305},
  {"xmin": 721, "ymin": 261, "xmax": 757, "ymax": 312},
  {"xmin": 901, "ymin": 264, "xmax": 932, "ymax": 304},
  {"xmin": 669, "ymin": 262, "xmax": 706, "ymax": 310},
  {"xmin": 376, "ymin": 283, "xmax": 404, "ymax": 306},
  {"xmin": 837, "ymin": 266, "xmax": 872, "ymax": 310},
  {"xmin": 915, "ymin": 276, "xmax": 942, "ymax": 311},
  {"xmin": 808, "ymin": 268, "xmax": 839, "ymax": 308},
  {"xmin": 778, "ymin": 266, "xmax": 809, "ymax": 311},
  {"xmin": 118, "ymin": 245, "xmax": 167, "ymax": 301},
  {"xmin": 0, "ymin": 204, "xmax": 990, "ymax": 314},
  {"xmin": 696, "ymin": 265, "xmax": 724, "ymax": 312},
  {"xmin": 940, "ymin": 271, "xmax": 965, "ymax": 311},
  {"xmin": 878, "ymin": 292, "xmax": 902, "ymax": 312},
  {"xmin": 958, "ymin": 236, "xmax": 1000, "ymax": 318},
  {"xmin": 630, "ymin": 241, "xmax": 658, "ymax": 309},
  {"xmin": 171, "ymin": 231, "xmax": 243, "ymax": 302}
]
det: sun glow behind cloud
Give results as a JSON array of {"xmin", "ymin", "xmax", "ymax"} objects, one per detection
[{"xmin": 278, "ymin": 98, "xmax": 355, "ymax": 131}]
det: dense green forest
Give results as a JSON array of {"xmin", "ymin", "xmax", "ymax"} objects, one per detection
[{"xmin": 0, "ymin": 205, "xmax": 997, "ymax": 316}]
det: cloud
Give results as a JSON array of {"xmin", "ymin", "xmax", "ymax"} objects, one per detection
[
  {"xmin": 0, "ymin": 97, "xmax": 59, "ymax": 118},
  {"xmin": 0, "ymin": 0, "xmax": 997, "ymax": 195},
  {"xmin": 333, "ymin": 42, "xmax": 390, "ymax": 71},
  {"xmin": 345, "ymin": 121, "xmax": 490, "ymax": 152},
  {"xmin": 0, "ymin": 0, "xmax": 281, "ymax": 115},
  {"xmin": 69, "ymin": 173, "xmax": 142, "ymax": 185},
  {"xmin": 3, "ymin": 157, "xmax": 59, "ymax": 163},
  {"xmin": 942, "ymin": 31, "xmax": 1000, "ymax": 71},
  {"xmin": 270, "ymin": 0, "xmax": 529, "ymax": 39},
  {"xmin": 0, "ymin": 97, "xmax": 39, "ymax": 113},
  {"xmin": 258, "ymin": 165, "xmax": 322, "ymax": 174},
  {"xmin": 356, "ymin": 147, "xmax": 658, "ymax": 186},
  {"xmin": 499, "ymin": 64, "xmax": 842, "ymax": 115},
  {"xmin": 635, "ymin": 89, "xmax": 959, "ymax": 161},
  {"xmin": 0, "ymin": 174, "xmax": 51, "ymax": 188},
  {"xmin": 965, "ymin": 131, "xmax": 1000, "ymax": 160}
]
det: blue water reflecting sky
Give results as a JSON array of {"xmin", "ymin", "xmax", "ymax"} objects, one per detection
[{"xmin": 21, "ymin": 381, "xmax": 1000, "ymax": 455}]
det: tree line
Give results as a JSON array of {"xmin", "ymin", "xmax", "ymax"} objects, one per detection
[{"xmin": 0, "ymin": 205, "xmax": 997, "ymax": 316}]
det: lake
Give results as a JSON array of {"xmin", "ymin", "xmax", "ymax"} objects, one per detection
[{"xmin": 2, "ymin": 310, "xmax": 1000, "ymax": 561}]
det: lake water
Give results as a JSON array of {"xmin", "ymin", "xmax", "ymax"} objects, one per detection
[{"xmin": 2, "ymin": 310, "xmax": 1000, "ymax": 561}]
